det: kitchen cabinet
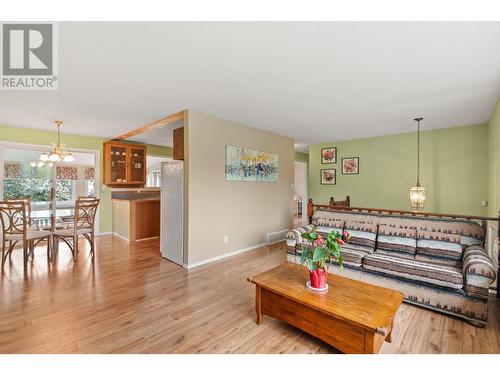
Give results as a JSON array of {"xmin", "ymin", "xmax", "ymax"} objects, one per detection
[
  {"xmin": 103, "ymin": 141, "xmax": 147, "ymax": 186},
  {"xmin": 173, "ymin": 127, "xmax": 184, "ymax": 160}
]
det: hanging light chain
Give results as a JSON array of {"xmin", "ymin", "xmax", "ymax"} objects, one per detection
[{"xmin": 417, "ymin": 119, "xmax": 420, "ymax": 186}]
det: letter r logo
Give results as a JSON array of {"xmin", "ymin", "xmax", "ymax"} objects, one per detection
[{"xmin": 2, "ymin": 24, "xmax": 53, "ymax": 75}]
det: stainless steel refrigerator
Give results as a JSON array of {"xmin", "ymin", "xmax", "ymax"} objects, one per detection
[{"xmin": 160, "ymin": 161, "xmax": 184, "ymax": 266}]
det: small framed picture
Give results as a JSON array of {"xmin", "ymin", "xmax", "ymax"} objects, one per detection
[
  {"xmin": 321, "ymin": 147, "xmax": 337, "ymax": 164},
  {"xmin": 342, "ymin": 157, "xmax": 359, "ymax": 175},
  {"xmin": 320, "ymin": 169, "xmax": 336, "ymax": 185}
]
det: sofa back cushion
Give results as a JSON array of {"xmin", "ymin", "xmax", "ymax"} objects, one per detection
[
  {"xmin": 458, "ymin": 221, "xmax": 485, "ymax": 249},
  {"xmin": 377, "ymin": 217, "xmax": 417, "ymax": 255},
  {"xmin": 414, "ymin": 219, "xmax": 485, "ymax": 261},
  {"xmin": 417, "ymin": 230, "xmax": 462, "ymax": 260},
  {"xmin": 344, "ymin": 214, "xmax": 379, "ymax": 249},
  {"xmin": 311, "ymin": 210, "xmax": 345, "ymax": 234}
]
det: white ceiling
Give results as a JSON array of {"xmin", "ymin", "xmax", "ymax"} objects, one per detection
[
  {"xmin": 126, "ymin": 120, "xmax": 183, "ymax": 147},
  {"xmin": 1, "ymin": 22, "xmax": 499, "ymax": 152}
]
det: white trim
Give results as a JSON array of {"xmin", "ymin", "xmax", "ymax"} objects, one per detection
[
  {"xmin": 112, "ymin": 232, "xmax": 129, "ymax": 242},
  {"xmin": 136, "ymin": 236, "xmax": 159, "ymax": 242},
  {"xmin": 183, "ymin": 242, "xmax": 267, "ymax": 269},
  {"xmin": 95, "ymin": 232, "xmax": 113, "ymax": 237},
  {"xmin": 294, "ymin": 160, "xmax": 307, "ymax": 222},
  {"xmin": 268, "ymin": 239, "xmax": 286, "ymax": 245}
]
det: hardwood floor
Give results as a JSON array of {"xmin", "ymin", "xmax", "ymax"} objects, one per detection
[{"xmin": 0, "ymin": 236, "xmax": 499, "ymax": 354}]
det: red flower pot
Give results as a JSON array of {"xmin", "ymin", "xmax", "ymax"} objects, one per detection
[{"xmin": 309, "ymin": 268, "xmax": 328, "ymax": 289}]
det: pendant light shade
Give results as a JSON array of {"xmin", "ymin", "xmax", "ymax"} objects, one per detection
[
  {"xmin": 39, "ymin": 120, "xmax": 74, "ymax": 165},
  {"xmin": 409, "ymin": 117, "xmax": 426, "ymax": 211},
  {"xmin": 49, "ymin": 152, "xmax": 61, "ymax": 162},
  {"xmin": 410, "ymin": 184, "xmax": 426, "ymax": 210},
  {"xmin": 63, "ymin": 152, "xmax": 75, "ymax": 162}
]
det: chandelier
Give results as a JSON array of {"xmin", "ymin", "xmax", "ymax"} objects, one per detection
[
  {"xmin": 409, "ymin": 117, "xmax": 426, "ymax": 211},
  {"xmin": 39, "ymin": 120, "xmax": 75, "ymax": 163}
]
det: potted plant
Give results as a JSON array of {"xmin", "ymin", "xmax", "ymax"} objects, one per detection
[{"xmin": 300, "ymin": 228, "xmax": 350, "ymax": 290}]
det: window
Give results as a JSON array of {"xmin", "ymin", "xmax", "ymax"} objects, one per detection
[
  {"xmin": 146, "ymin": 170, "xmax": 161, "ymax": 187},
  {"xmin": 3, "ymin": 162, "xmax": 52, "ymax": 202},
  {"xmin": 55, "ymin": 179, "xmax": 75, "ymax": 202},
  {"xmin": 86, "ymin": 179, "xmax": 95, "ymax": 196}
]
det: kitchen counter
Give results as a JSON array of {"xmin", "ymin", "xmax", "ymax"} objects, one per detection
[
  {"xmin": 112, "ymin": 197, "xmax": 160, "ymax": 202},
  {"xmin": 112, "ymin": 198, "xmax": 160, "ymax": 242}
]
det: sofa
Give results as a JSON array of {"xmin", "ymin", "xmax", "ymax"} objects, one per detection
[{"xmin": 286, "ymin": 208, "xmax": 497, "ymax": 326}]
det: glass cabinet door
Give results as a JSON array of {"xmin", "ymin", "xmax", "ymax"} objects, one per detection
[
  {"xmin": 128, "ymin": 147, "xmax": 145, "ymax": 183},
  {"xmin": 109, "ymin": 145, "xmax": 128, "ymax": 183}
]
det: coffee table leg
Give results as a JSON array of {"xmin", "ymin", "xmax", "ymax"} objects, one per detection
[
  {"xmin": 255, "ymin": 285, "xmax": 263, "ymax": 325},
  {"xmin": 386, "ymin": 329, "xmax": 392, "ymax": 343},
  {"xmin": 385, "ymin": 318, "xmax": 394, "ymax": 343}
]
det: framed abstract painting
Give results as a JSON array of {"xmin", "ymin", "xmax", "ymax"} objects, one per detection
[
  {"xmin": 321, "ymin": 147, "xmax": 337, "ymax": 164},
  {"xmin": 225, "ymin": 145, "xmax": 278, "ymax": 182},
  {"xmin": 320, "ymin": 169, "xmax": 336, "ymax": 185},
  {"xmin": 341, "ymin": 157, "xmax": 359, "ymax": 175}
]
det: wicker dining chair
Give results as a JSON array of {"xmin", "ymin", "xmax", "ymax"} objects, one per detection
[
  {"xmin": 0, "ymin": 201, "xmax": 52, "ymax": 270},
  {"xmin": 5, "ymin": 197, "xmax": 32, "ymax": 222},
  {"xmin": 52, "ymin": 197, "xmax": 100, "ymax": 260}
]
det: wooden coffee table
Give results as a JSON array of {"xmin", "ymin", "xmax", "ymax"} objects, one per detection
[{"xmin": 248, "ymin": 263, "xmax": 404, "ymax": 354}]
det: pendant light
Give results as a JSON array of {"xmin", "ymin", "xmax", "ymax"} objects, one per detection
[
  {"xmin": 409, "ymin": 117, "xmax": 426, "ymax": 210},
  {"xmin": 39, "ymin": 120, "xmax": 75, "ymax": 164}
]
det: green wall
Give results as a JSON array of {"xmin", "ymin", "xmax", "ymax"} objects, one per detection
[
  {"xmin": 0, "ymin": 124, "xmax": 172, "ymax": 233},
  {"xmin": 488, "ymin": 99, "xmax": 500, "ymax": 217},
  {"xmin": 309, "ymin": 124, "xmax": 489, "ymax": 216}
]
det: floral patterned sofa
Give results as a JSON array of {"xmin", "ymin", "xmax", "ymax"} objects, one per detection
[{"xmin": 286, "ymin": 209, "xmax": 497, "ymax": 326}]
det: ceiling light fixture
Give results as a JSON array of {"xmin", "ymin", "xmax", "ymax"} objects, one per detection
[
  {"xmin": 409, "ymin": 117, "xmax": 426, "ymax": 211},
  {"xmin": 40, "ymin": 120, "xmax": 75, "ymax": 163}
]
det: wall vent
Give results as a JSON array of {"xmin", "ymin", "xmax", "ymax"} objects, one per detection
[{"xmin": 266, "ymin": 229, "xmax": 288, "ymax": 244}]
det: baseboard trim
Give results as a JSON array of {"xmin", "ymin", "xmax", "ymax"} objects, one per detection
[
  {"xmin": 112, "ymin": 233, "xmax": 130, "ymax": 242},
  {"xmin": 183, "ymin": 242, "xmax": 268, "ymax": 269},
  {"xmin": 136, "ymin": 236, "xmax": 159, "ymax": 242},
  {"xmin": 268, "ymin": 239, "xmax": 286, "ymax": 245},
  {"xmin": 96, "ymin": 232, "xmax": 113, "ymax": 237}
]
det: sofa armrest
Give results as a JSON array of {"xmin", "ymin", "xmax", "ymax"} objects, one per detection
[
  {"xmin": 463, "ymin": 245, "xmax": 496, "ymax": 298},
  {"xmin": 285, "ymin": 225, "xmax": 314, "ymax": 249}
]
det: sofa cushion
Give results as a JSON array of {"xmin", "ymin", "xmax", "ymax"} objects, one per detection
[
  {"xmin": 346, "ymin": 229, "xmax": 377, "ymax": 248},
  {"xmin": 415, "ymin": 219, "xmax": 463, "ymax": 236},
  {"xmin": 344, "ymin": 215, "xmax": 379, "ymax": 248},
  {"xmin": 311, "ymin": 210, "xmax": 345, "ymax": 231},
  {"xmin": 414, "ymin": 218, "xmax": 485, "ymax": 249},
  {"xmin": 416, "ymin": 231, "xmax": 463, "ymax": 261},
  {"xmin": 414, "ymin": 253, "xmax": 463, "ymax": 268},
  {"xmin": 363, "ymin": 253, "xmax": 463, "ymax": 290},
  {"xmin": 459, "ymin": 221, "xmax": 485, "ymax": 249},
  {"xmin": 316, "ymin": 226, "xmax": 343, "ymax": 236},
  {"xmin": 330, "ymin": 244, "xmax": 374, "ymax": 268},
  {"xmin": 377, "ymin": 217, "xmax": 417, "ymax": 255}
]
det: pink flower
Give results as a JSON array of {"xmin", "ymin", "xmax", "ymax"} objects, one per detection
[
  {"xmin": 342, "ymin": 230, "xmax": 350, "ymax": 238},
  {"xmin": 336, "ymin": 238, "xmax": 345, "ymax": 246},
  {"xmin": 313, "ymin": 235, "xmax": 325, "ymax": 247}
]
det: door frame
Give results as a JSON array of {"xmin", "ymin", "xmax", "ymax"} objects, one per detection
[{"xmin": 294, "ymin": 161, "xmax": 308, "ymax": 220}]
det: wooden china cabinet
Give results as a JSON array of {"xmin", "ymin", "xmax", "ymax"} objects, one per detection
[{"xmin": 103, "ymin": 141, "xmax": 147, "ymax": 186}]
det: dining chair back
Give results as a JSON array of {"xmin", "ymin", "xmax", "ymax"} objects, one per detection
[
  {"xmin": 74, "ymin": 197, "xmax": 100, "ymax": 233},
  {"xmin": 0, "ymin": 201, "xmax": 28, "ymax": 243},
  {"xmin": 0, "ymin": 200, "xmax": 51, "ymax": 270},
  {"xmin": 52, "ymin": 197, "xmax": 100, "ymax": 261},
  {"xmin": 5, "ymin": 197, "xmax": 32, "ymax": 226}
]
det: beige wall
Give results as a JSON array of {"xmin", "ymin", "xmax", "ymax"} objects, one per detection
[{"xmin": 185, "ymin": 110, "xmax": 294, "ymax": 265}]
